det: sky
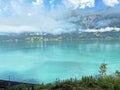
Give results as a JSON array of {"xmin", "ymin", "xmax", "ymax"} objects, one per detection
[{"xmin": 0, "ymin": 0, "xmax": 120, "ymax": 33}]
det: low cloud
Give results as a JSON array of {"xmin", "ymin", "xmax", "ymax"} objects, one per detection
[
  {"xmin": 0, "ymin": 25, "xmax": 36, "ymax": 33},
  {"xmin": 0, "ymin": 0, "xmax": 120, "ymax": 34},
  {"xmin": 63, "ymin": 0, "xmax": 95, "ymax": 9},
  {"xmin": 83, "ymin": 27, "xmax": 120, "ymax": 32},
  {"xmin": 103, "ymin": 0, "xmax": 119, "ymax": 7},
  {"xmin": 0, "ymin": 14, "xmax": 75, "ymax": 34}
]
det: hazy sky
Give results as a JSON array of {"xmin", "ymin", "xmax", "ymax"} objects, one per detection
[{"xmin": 0, "ymin": 0, "xmax": 120, "ymax": 33}]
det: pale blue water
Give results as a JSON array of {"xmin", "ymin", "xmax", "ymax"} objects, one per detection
[{"xmin": 0, "ymin": 40, "xmax": 120, "ymax": 83}]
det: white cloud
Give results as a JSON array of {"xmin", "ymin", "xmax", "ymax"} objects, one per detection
[
  {"xmin": 0, "ymin": 25, "xmax": 36, "ymax": 33},
  {"xmin": 49, "ymin": 0, "xmax": 54, "ymax": 4},
  {"xmin": 10, "ymin": 0, "xmax": 23, "ymax": 15},
  {"xmin": 0, "ymin": 0, "xmax": 119, "ymax": 34},
  {"xmin": 28, "ymin": 13, "xmax": 32, "ymax": 16},
  {"xmin": 103, "ymin": 0, "xmax": 119, "ymax": 7},
  {"xmin": 32, "ymin": 0, "xmax": 44, "ymax": 6},
  {"xmin": 10, "ymin": 0, "xmax": 33, "ymax": 16},
  {"xmin": 84, "ymin": 27, "xmax": 120, "ymax": 32},
  {"xmin": 49, "ymin": 0, "xmax": 55, "ymax": 9},
  {"xmin": 32, "ymin": 0, "xmax": 45, "ymax": 15},
  {"xmin": 0, "ymin": 14, "xmax": 75, "ymax": 34},
  {"xmin": 63, "ymin": 0, "xmax": 95, "ymax": 9}
]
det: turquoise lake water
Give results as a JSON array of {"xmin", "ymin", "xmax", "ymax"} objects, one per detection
[{"xmin": 0, "ymin": 40, "xmax": 120, "ymax": 83}]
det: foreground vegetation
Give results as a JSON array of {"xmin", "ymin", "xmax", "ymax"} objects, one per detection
[{"xmin": 1, "ymin": 63, "xmax": 120, "ymax": 90}]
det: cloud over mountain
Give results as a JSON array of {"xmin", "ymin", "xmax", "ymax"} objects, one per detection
[
  {"xmin": 103, "ymin": 0, "xmax": 119, "ymax": 7},
  {"xmin": 0, "ymin": 0, "xmax": 120, "ymax": 34},
  {"xmin": 67, "ymin": 8, "xmax": 120, "ymax": 30}
]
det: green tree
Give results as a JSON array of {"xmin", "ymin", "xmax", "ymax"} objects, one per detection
[
  {"xmin": 115, "ymin": 70, "xmax": 120, "ymax": 78},
  {"xmin": 99, "ymin": 62, "xmax": 107, "ymax": 78}
]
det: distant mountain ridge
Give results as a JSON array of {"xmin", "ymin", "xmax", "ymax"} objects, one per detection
[
  {"xmin": 66, "ymin": 8, "xmax": 120, "ymax": 30},
  {"xmin": 0, "ymin": 30, "xmax": 120, "ymax": 42}
]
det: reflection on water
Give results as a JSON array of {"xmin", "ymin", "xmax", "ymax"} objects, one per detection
[{"xmin": 0, "ymin": 40, "xmax": 120, "ymax": 83}]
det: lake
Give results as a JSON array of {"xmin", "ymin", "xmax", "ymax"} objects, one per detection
[{"xmin": 0, "ymin": 40, "xmax": 120, "ymax": 83}]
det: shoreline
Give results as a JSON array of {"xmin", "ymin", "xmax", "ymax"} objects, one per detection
[{"xmin": 0, "ymin": 79, "xmax": 35, "ymax": 88}]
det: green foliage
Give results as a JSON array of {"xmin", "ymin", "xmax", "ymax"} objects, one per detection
[
  {"xmin": 99, "ymin": 62, "xmax": 107, "ymax": 78},
  {"xmin": 115, "ymin": 70, "xmax": 120, "ymax": 78},
  {"xmin": 80, "ymin": 76, "xmax": 97, "ymax": 87},
  {"xmin": 114, "ymin": 82, "xmax": 120, "ymax": 90},
  {"xmin": 97, "ymin": 76, "xmax": 115, "ymax": 90},
  {"xmin": 7, "ymin": 84, "xmax": 29, "ymax": 90},
  {"xmin": 34, "ymin": 84, "xmax": 52, "ymax": 90}
]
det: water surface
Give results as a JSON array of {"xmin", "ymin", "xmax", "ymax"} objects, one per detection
[{"xmin": 0, "ymin": 40, "xmax": 120, "ymax": 83}]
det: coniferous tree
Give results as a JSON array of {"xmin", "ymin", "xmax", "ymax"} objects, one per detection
[{"xmin": 99, "ymin": 62, "xmax": 107, "ymax": 78}]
